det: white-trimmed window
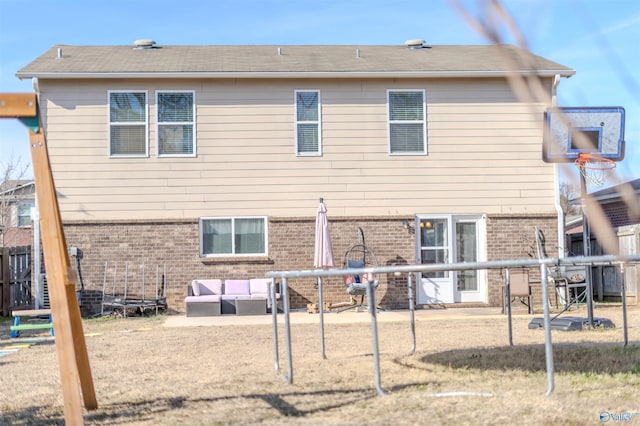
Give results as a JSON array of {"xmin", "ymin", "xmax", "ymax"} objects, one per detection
[
  {"xmin": 388, "ymin": 90, "xmax": 427, "ymax": 154},
  {"xmin": 200, "ymin": 217, "xmax": 267, "ymax": 257},
  {"xmin": 295, "ymin": 90, "xmax": 321, "ymax": 155},
  {"xmin": 157, "ymin": 91, "xmax": 196, "ymax": 156},
  {"xmin": 17, "ymin": 201, "xmax": 34, "ymax": 228},
  {"xmin": 108, "ymin": 91, "xmax": 148, "ymax": 157}
]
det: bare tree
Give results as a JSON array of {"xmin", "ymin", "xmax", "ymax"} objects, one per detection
[
  {"xmin": 559, "ymin": 182, "xmax": 580, "ymax": 218},
  {"xmin": 0, "ymin": 154, "xmax": 31, "ymax": 248}
]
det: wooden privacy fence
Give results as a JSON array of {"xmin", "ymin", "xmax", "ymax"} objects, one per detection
[
  {"xmin": 1, "ymin": 245, "xmax": 32, "ymax": 316},
  {"xmin": 618, "ymin": 226, "xmax": 639, "ymax": 302}
]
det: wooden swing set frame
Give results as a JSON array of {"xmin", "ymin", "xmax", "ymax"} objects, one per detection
[{"xmin": 0, "ymin": 93, "xmax": 97, "ymax": 425}]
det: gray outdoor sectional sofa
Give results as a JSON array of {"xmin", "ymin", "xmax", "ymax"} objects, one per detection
[{"xmin": 185, "ymin": 278, "xmax": 281, "ymax": 317}]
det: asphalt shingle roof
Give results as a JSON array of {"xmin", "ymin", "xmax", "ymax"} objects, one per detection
[
  {"xmin": 0, "ymin": 180, "xmax": 34, "ymax": 196},
  {"xmin": 17, "ymin": 43, "xmax": 575, "ymax": 78}
]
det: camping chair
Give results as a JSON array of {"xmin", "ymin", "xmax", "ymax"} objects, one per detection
[
  {"xmin": 501, "ymin": 269, "xmax": 533, "ymax": 314},
  {"xmin": 335, "ymin": 243, "xmax": 382, "ymax": 313}
]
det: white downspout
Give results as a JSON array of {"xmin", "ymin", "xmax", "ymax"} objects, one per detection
[
  {"xmin": 551, "ymin": 74, "xmax": 565, "ymax": 258},
  {"xmin": 32, "ymin": 77, "xmax": 39, "ymax": 95}
]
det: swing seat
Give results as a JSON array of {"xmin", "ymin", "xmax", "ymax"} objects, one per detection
[{"xmin": 337, "ymin": 244, "xmax": 381, "ymax": 313}]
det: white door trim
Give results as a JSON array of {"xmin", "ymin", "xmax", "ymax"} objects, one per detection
[{"xmin": 416, "ymin": 214, "xmax": 486, "ymax": 304}]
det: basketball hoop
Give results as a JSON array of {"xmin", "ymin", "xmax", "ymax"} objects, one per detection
[{"xmin": 574, "ymin": 153, "xmax": 616, "ymax": 187}]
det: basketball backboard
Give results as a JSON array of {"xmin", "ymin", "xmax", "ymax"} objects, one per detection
[{"xmin": 543, "ymin": 107, "xmax": 625, "ymax": 163}]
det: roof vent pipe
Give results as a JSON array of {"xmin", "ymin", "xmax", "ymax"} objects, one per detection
[
  {"xmin": 57, "ymin": 48, "xmax": 62, "ymax": 59},
  {"xmin": 134, "ymin": 39, "xmax": 156, "ymax": 49},
  {"xmin": 356, "ymin": 48, "xmax": 360, "ymax": 59},
  {"xmin": 278, "ymin": 47, "xmax": 282, "ymax": 56},
  {"xmin": 404, "ymin": 39, "xmax": 426, "ymax": 49}
]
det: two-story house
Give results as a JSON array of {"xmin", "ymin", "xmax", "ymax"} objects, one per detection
[
  {"xmin": 0, "ymin": 180, "xmax": 36, "ymax": 248},
  {"xmin": 16, "ymin": 40, "xmax": 574, "ymax": 313}
]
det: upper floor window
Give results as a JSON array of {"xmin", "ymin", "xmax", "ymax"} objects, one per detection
[
  {"xmin": 295, "ymin": 90, "xmax": 321, "ymax": 155},
  {"xmin": 157, "ymin": 91, "xmax": 196, "ymax": 156},
  {"xmin": 388, "ymin": 90, "xmax": 427, "ymax": 155},
  {"xmin": 17, "ymin": 201, "xmax": 34, "ymax": 228},
  {"xmin": 200, "ymin": 216, "xmax": 267, "ymax": 257},
  {"xmin": 108, "ymin": 91, "xmax": 148, "ymax": 157}
]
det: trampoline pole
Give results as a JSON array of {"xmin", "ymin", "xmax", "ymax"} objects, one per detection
[
  {"xmin": 539, "ymin": 263, "xmax": 555, "ymax": 395},
  {"xmin": 367, "ymin": 279, "xmax": 386, "ymax": 396},
  {"xmin": 407, "ymin": 273, "xmax": 416, "ymax": 354},
  {"xmin": 282, "ymin": 278, "xmax": 293, "ymax": 384},
  {"xmin": 506, "ymin": 269, "xmax": 513, "ymax": 347},
  {"xmin": 621, "ymin": 263, "xmax": 628, "ymax": 347},
  {"xmin": 270, "ymin": 279, "xmax": 280, "ymax": 372},
  {"xmin": 317, "ymin": 277, "xmax": 326, "ymax": 359}
]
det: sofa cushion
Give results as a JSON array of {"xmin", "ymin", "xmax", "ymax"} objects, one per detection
[
  {"xmin": 191, "ymin": 280, "xmax": 201, "ymax": 296},
  {"xmin": 224, "ymin": 279, "xmax": 250, "ymax": 295},
  {"xmin": 249, "ymin": 293, "xmax": 281, "ymax": 299},
  {"xmin": 185, "ymin": 295, "xmax": 221, "ymax": 303},
  {"xmin": 250, "ymin": 294, "xmax": 270, "ymax": 301},
  {"xmin": 221, "ymin": 294, "xmax": 251, "ymax": 301},
  {"xmin": 194, "ymin": 279, "xmax": 223, "ymax": 296},
  {"xmin": 249, "ymin": 278, "xmax": 272, "ymax": 295}
]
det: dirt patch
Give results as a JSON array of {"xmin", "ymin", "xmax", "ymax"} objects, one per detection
[{"xmin": 1, "ymin": 305, "xmax": 639, "ymax": 425}]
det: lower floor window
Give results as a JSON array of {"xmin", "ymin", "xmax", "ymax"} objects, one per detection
[{"xmin": 200, "ymin": 217, "xmax": 267, "ymax": 256}]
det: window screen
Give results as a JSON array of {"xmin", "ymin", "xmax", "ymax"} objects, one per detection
[
  {"xmin": 109, "ymin": 92, "xmax": 147, "ymax": 156},
  {"xmin": 158, "ymin": 92, "xmax": 195, "ymax": 156},
  {"xmin": 389, "ymin": 91, "xmax": 426, "ymax": 154},
  {"xmin": 296, "ymin": 91, "xmax": 321, "ymax": 155}
]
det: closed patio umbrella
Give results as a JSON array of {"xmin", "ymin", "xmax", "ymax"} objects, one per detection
[
  {"xmin": 314, "ymin": 198, "xmax": 335, "ymax": 269},
  {"xmin": 314, "ymin": 198, "xmax": 334, "ymax": 358}
]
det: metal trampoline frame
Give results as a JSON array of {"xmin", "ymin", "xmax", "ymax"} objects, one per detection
[{"xmin": 267, "ymin": 254, "xmax": 639, "ymax": 397}]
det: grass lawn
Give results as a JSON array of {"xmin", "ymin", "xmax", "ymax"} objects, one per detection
[{"xmin": 0, "ymin": 304, "xmax": 638, "ymax": 425}]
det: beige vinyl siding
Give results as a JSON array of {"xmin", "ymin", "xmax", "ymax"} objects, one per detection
[{"xmin": 40, "ymin": 78, "xmax": 556, "ymax": 220}]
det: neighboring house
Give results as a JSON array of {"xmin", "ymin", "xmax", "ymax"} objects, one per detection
[
  {"xmin": 0, "ymin": 180, "xmax": 35, "ymax": 248},
  {"xmin": 566, "ymin": 178, "xmax": 640, "ymax": 302},
  {"xmin": 15, "ymin": 41, "xmax": 575, "ymax": 313}
]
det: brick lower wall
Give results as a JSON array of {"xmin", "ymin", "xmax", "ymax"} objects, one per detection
[
  {"xmin": 62, "ymin": 214, "xmax": 558, "ymax": 316},
  {"xmin": 485, "ymin": 214, "xmax": 559, "ymax": 308},
  {"xmin": 2, "ymin": 227, "xmax": 32, "ymax": 247}
]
